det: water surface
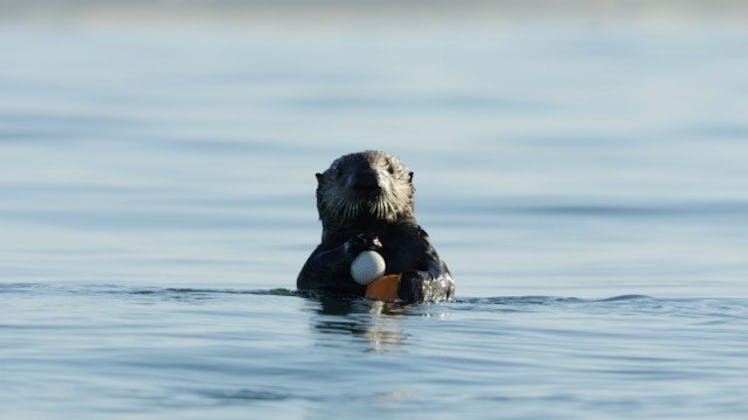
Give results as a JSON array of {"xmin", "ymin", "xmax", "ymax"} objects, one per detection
[{"xmin": 2, "ymin": 15, "xmax": 748, "ymax": 419}]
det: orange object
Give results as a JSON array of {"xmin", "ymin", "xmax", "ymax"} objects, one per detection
[{"xmin": 365, "ymin": 274, "xmax": 402, "ymax": 302}]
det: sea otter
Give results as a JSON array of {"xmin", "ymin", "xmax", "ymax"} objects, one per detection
[{"xmin": 297, "ymin": 150, "xmax": 455, "ymax": 303}]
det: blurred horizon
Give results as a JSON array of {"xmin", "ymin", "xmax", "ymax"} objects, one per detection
[{"xmin": 2, "ymin": 0, "xmax": 748, "ymax": 28}]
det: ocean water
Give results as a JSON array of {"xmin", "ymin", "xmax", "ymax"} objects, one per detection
[{"xmin": 2, "ymin": 15, "xmax": 748, "ymax": 419}]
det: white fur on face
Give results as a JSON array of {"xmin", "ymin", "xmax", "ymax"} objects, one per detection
[{"xmin": 319, "ymin": 151, "xmax": 414, "ymax": 225}]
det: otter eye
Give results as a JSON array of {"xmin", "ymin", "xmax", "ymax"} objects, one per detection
[{"xmin": 387, "ymin": 164, "xmax": 395, "ymax": 175}]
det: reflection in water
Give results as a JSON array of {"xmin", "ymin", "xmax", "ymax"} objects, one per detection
[{"xmin": 305, "ymin": 294, "xmax": 410, "ymax": 353}]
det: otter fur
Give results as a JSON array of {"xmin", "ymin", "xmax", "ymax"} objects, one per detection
[{"xmin": 297, "ymin": 150, "xmax": 454, "ymax": 302}]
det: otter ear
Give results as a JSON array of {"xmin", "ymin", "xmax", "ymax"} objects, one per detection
[
  {"xmin": 408, "ymin": 171, "xmax": 414, "ymax": 183},
  {"xmin": 315, "ymin": 173, "xmax": 323, "ymax": 184}
]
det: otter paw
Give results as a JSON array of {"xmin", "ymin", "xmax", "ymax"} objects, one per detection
[
  {"xmin": 344, "ymin": 233, "xmax": 383, "ymax": 255},
  {"xmin": 397, "ymin": 271, "xmax": 425, "ymax": 302}
]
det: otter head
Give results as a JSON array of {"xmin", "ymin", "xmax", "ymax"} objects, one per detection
[{"xmin": 315, "ymin": 150, "xmax": 415, "ymax": 229}]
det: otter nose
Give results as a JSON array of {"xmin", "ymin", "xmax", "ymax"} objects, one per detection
[{"xmin": 348, "ymin": 170, "xmax": 380, "ymax": 192}]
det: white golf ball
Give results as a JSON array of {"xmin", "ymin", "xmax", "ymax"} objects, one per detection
[{"xmin": 350, "ymin": 250, "xmax": 386, "ymax": 285}]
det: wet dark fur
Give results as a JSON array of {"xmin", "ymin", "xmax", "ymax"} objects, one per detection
[{"xmin": 297, "ymin": 150, "xmax": 454, "ymax": 302}]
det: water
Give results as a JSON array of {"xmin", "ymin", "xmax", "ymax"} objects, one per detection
[{"xmin": 2, "ymin": 11, "xmax": 748, "ymax": 419}]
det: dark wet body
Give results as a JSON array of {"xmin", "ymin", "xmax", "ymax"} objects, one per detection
[{"xmin": 297, "ymin": 151, "xmax": 454, "ymax": 302}]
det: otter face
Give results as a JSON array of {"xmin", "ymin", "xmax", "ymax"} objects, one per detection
[{"xmin": 316, "ymin": 150, "xmax": 415, "ymax": 227}]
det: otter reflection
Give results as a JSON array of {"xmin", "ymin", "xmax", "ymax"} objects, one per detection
[{"xmin": 305, "ymin": 294, "xmax": 410, "ymax": 353}]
